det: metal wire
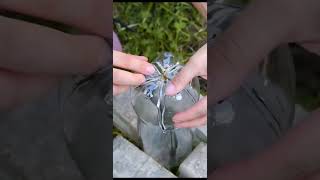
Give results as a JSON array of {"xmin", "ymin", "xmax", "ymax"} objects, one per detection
[{"xmin": 136, "ymin": 52, "xmax": 183, "ymax": 133}]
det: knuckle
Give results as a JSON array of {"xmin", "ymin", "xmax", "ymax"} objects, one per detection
[
  {"xmin": 127, "ymin": 57, "xmax": 146, "ymax": 73},
  {"xmin": 195, "ymin": 109, "xmax": 204, "ymax": 117},
  {"xmin": 201, "ymin": 117, "xmax": 207, "ymax": 125},
  {"xmin": 121, "ymin": 57, "xmax": 131, "ymax": 68},
  {"xmin": 136, "ymin": 61, "xmax": 147, "ymax": 72}
]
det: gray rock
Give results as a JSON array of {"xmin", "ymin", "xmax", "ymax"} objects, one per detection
[
  {"xmin": 113, "ymin": 90, "xmax": 208, "ymax": 147},
  {"xmin": 113, "ymin": 136, "xmax": 176, "ymax": 178},
  {"xmin": 191, "ymin": 125, "xmax": 207, "ymax": 147},
  {"xmin": 196, "ymin": 125, "xmax": 207, "ymax": 140},
  {"xmin": 113, "ymin": 91, "xmax": 139, "ymax": 143},
  {"xmin": 178, "ymin": 143, "xmax": 207, "ymax": 178}
]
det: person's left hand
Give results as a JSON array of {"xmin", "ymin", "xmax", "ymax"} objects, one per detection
[
  {"xmin": 113, "ymin": 50, "xmax": 155, "ymax": 96},
  {"xmin": 165, "ymin": 44, "xmax": 207, "ymax": 128}
]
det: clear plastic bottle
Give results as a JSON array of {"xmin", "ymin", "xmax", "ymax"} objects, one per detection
[{"xmin": 131, "ymin": 52, "xmax": 200, "ymax": 169}]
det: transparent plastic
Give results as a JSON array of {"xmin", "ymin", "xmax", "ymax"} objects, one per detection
[{"xmin": 131, "ymin": 52, "xmax": 200, "ymax": 169}]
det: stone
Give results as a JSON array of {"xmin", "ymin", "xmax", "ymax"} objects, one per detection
[
  {"xmin": 178, "ymin": 142, "xmax": 207, "ymax": 178},
  {"xmin": 191, "ymin": 125, "xmax": 207, "ymax": 147},
  {"xmin": 193, "ymin": 125, "xmax": 207, "ymax": 143},
  {"xmin": 113, "ymin": 136, "xmax": 176, "ymax": 178},
  {"xmin": 113, "ymin": 91, "xmax": 139, "ymax": 143}
]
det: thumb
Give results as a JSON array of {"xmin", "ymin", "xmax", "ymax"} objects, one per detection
[{"xmin": 166, "ymin": 44, "xmax": 207, "ymax": 96}]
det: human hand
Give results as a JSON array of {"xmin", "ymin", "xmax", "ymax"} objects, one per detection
[
  {"xmin": 113, "ymin": 50, "xmax": 155, "ymax": 96},
  {"xmin": 165, "ymin": 44, "xmax": 207, "ymax": 128},
  {"xmin": 192, "ymin": 2, "xmax": 207, "ymax": 20},
  {"xmin": 0, "ymin": 0, "xmax": 113, "ymax": 109}
]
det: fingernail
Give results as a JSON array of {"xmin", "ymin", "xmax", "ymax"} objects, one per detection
[
  {"xmin": 146, "ymin": 66, "xmax": 155, "ymax": 74},
  {"xmin": 141, "ymin": 75, "xmax": 146, "ymax": 83},
  {"xmin": 166, "ymin": 82, "xmax": 176, "ymax": 95}
]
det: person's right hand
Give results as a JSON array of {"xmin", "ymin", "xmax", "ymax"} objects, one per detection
[
  {"xmin": 113, "ymin": 51, "xmax": 155, "ymax": 96},
  {"xmin": 165, "ymin": 44, "xmax": 207, "ymax": 128}
]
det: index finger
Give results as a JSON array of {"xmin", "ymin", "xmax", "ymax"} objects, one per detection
[
  {"xmin": 173, "ymin": 97, "xmax": 207, "ymax": 122},
  {"xmin": 113, "ymin": 51, "xmax": 155, "ymax": 75}
]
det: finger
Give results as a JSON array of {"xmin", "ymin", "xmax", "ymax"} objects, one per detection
[
  {"xmin": 173, "ymin": 97, "xmax": 207, "ymax": 123},
  {"xmin": 113, "ymin": 68, "xmax": 145, "ymax": 86},
  {"xmin": 174, "ymin": 115, "xmax": 207, "ymax": 128},
  {"xmin": 192, "ymin": 2, "xmax": 207, "ymax": 20},
  {"xmin": 0, "ymin": 0, "xmax": 112, "ymax": 38},
  {"xmin": 0, "ymin": 16, "xmax": 111, "ymax": 75},
  {"xmin": 0, "ymin": 69, "xmax": 60, "ymax": 110},
  {"xmin": 113, "ymin": 85, "xmax": 129, "ymax": 96},
  {"xmin": 166, "ymin": 44, "xmax": 207, "ymax": 96},
  {"xmin": 113, "ymin": 51, "xmax": 154, "ymax": 75}
]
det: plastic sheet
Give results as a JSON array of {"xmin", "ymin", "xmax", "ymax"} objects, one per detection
[{"xmin": 131, "ymin": 52, "xmax": 200, "ymax": 169}]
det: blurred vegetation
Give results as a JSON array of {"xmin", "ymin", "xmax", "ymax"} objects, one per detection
[{"xmin": 113, "ymin": 2, "xmax": 207, "ymax": 64}]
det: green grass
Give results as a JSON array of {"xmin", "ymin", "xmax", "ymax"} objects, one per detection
[
  {"xmin": 112, "ymin": 126, "xmax": 123, "ymax": 138},
  {"xmin": 113, "ymin": 2, "xmax": 207, "ymax": 64},
  {"xmin": 113, "ymin": 126, "xmax": 139, "ymax": 147},
  {"xmin": 113, "ymin": 2, "xmax": 207, "ymax": 141}
]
